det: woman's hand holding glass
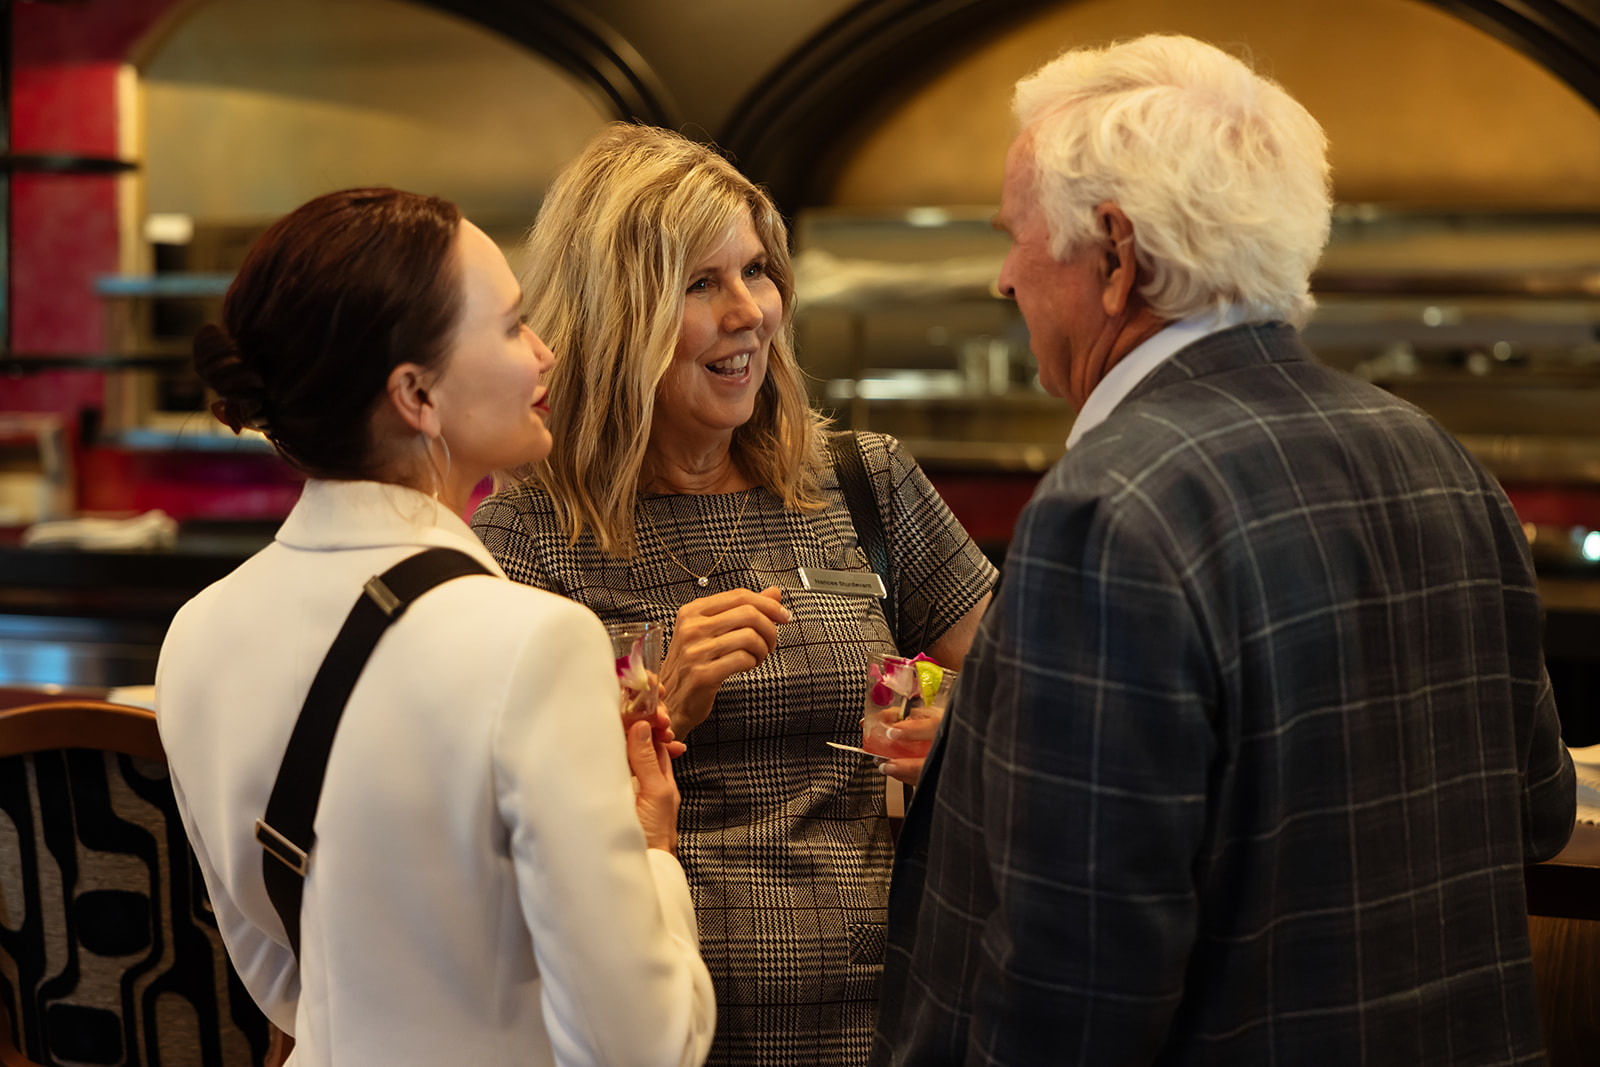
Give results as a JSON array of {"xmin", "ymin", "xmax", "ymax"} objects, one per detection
[
  {"xmin": 661, "ymin": 586, "xmax": 790, "ymax": 739},
  {"xmin": 622, "ymin": 674, "xmax": 686, "ymax": 758},
  {"xmin": 610, "ymin": 626, "xmax": 683, "ymax": 850},
  {"xmin": 861, "ymin": 655, "xmax": 958, "ymax": 787},
  {"xmin": 609, "ymin": 622, "xmax": 684, "ymax": 758},
  {"xmin": 626, "ymin": 711, "xmax": 681, "ymax": 856},
  {"xmin": 873, "ymin": 708, "xmax": 943, "ymax": 786}
]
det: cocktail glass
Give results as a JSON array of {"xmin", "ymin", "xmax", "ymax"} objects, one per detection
[
  {"xmin": 605, "ymin": 621, "xmax": 662, "ymax": 725},
  {"xmin": 861, "ymin": 653, "xmax": 956, "ymax": 761}
]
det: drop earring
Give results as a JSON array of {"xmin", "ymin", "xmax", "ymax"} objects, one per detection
[
  {"xmin": 417, "ymin": 431, "xmax": 438, "ymax": 500},
  {"xmin": 418, "ymin": 432, "xmax": 436, "ymax": 499},
  {"xmin": 418, "ymin": 430, "xmax": 453, "ymax": 501}
]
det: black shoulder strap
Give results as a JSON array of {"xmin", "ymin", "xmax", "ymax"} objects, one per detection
[
  {"xmin": 828, "ymin": 430, "xmax": 897, "ymax": 645},
  {"xmin": 256, "ymin": 546, "xmax": 491, "ymax": 961}
]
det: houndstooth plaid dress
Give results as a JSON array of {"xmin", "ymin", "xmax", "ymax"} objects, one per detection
[{"xmin": 471, "ymin": 432, "xmax": 996, "ymax": 1066}]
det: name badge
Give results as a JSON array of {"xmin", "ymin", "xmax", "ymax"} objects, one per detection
[{"xmin": 797, "ymin": 566, "xmax": 887, "ymax": 599}]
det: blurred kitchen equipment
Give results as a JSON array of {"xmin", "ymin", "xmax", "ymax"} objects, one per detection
[{"xmin": 0, "ymin": 414, "xmax": 72, "ymax": 526}]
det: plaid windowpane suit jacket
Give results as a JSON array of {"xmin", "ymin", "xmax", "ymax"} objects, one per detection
[{"xmin": 873, "ymin": 323, "xmax": 1575, "ymax": 1066}]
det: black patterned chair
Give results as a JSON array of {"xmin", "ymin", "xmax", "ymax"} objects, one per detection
[{"xmin": 0, "ymin": 701, "xmax": 272, "ymax": 1067}]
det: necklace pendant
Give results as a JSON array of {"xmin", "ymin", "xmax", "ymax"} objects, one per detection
[{"xmin": 696, "ymin": 576, "xmax": 709, "ymax": 588}]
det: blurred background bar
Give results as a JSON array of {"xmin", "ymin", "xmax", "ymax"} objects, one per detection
[{"xmin": 1, "ymin": 0, "xmax": 1598, "ymax": 740}]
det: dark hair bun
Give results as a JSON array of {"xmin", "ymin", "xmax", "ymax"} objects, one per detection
[
  {"xmin": 193, "ymin": 323, "xmax": 271, "ymax": 435},
  {"xmin": 188, "ymin": 188, "xmax": 463, "ymax": 478}
]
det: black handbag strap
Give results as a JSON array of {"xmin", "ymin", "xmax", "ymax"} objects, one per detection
[
  {"xmin": 256, "ymin": 546, "xmax": 491, "ymax": 961},
  {"xmin": 828, "ymin": 431, "xmax": 896, "ymax": 643}
]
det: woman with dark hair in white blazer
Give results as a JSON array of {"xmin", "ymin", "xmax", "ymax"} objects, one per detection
[{"xmin": 156, "ymin": 187, "xmax": 715, "ymax": 1067}]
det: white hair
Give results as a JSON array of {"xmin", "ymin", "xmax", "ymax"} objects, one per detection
[{"xmin": 1013, "ymin": 35, "xmax": 1332, "ymax": 326}]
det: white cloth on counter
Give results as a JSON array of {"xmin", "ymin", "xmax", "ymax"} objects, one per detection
[
  {"xmin": 1567, "ymin": 742, "xmax": 1600, "ymax": 825},
  {"xmin": 156, "ymin": 479, "xmax": 715, "ymax": 1067},
  {"xmin": 23, "ymin": 509, "xmax": 177, "ymax": 550},
  {"xmin": 106, "ymin": 685, "xmax": 156, "ymax": 710}
]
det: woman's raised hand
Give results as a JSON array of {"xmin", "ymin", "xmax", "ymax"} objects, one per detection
[{"xmin": 662, "ymin": 586, "xmax": 790, "ymax": 738}]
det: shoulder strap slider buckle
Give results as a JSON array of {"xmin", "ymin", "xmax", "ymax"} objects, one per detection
[
  {"xmin": 363, "ymin": 575, "xmax": 403, "ymax": 616},
  {"xmin": 256, "ymin": 818, "xmax": 311, "ymax": 877}
]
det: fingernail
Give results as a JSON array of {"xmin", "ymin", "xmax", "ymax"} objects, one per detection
[
  {"xmin": 782, "ymin": 608, "xmax": 794, "ymax": 623},
  {"xmin": 885, "ymin": 727, "xmax": 901, "ymax": 740}
]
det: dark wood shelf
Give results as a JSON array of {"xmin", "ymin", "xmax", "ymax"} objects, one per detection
[
  {"xmin": 1, "ymin": 351, "xmax": 192, "ymax": 373},
  {"xmin": 1313, "ymin": 267, "xmax": 1600, "ymax": 299},
  {"xmin": 0, "ymin": 152, "xmax": 137, "ymax": 175}
]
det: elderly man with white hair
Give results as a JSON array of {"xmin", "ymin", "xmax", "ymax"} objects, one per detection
[{"xmin": 873, "ymin": 34, "xmax": 1574, "ymax": 1067}]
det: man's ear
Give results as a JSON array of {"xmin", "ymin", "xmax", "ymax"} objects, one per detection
[
  {"xmin": 1094, "ymin": 202, "xmax": 1139, "ymax": 317},
  {"xmin": 386, "ymin": 362, "xmax": 440, "ymax": 437}
]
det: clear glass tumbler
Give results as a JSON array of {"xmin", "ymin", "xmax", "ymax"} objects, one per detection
[
  {"xmin": 605, "ymin": 620, "xmax": 663, "ymax": 725},
  {"xmin": 861, "ymin": 653, "xmax": 956, "ymax": 761}
]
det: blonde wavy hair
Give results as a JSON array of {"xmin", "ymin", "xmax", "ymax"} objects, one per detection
[{"xmin": 505, "ymin": 123, "xmax": 827, "ymax": 557}]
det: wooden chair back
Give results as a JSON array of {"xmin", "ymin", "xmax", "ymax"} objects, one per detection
[{"xmin": 0, "ymin": 700, "xmax": 273, "ymax": 1066}]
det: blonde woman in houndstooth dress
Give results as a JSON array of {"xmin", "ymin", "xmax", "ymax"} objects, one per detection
[{"xmin": 472, "ymin": 125, "xmax": 995, "ymax": 1066}]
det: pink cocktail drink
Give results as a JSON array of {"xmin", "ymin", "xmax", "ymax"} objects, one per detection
[{"xmin": 861, "ymin": 654, "xmax": 955, "ymax": 760}]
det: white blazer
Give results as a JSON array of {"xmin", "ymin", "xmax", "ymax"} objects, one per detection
[{"xmin": 156, "ymin": 480, "xmax": 714, "ymax": 1067}]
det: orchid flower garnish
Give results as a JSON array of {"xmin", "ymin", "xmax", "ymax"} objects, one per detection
[
  {"xmin": 868, "ymin": 657, "xmax": 918, "ymax": 707},
  {"xmin": 616, "ymin": 636, "xmax": 649, "ymax": 694}
]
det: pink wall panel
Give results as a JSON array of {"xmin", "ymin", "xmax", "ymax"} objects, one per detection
[
  {"xmin": 11, "ymin": 59, "xmax": 120, "ymax": 151},
  {"xmin": 0, "ymin": 371, "xmax": 104, "ymax": 412},
  {"xmin": 78, "ymin": 446, "xmax": 305, "ymax": 517},
  {"xmin": 11, "ymin": 174, "xmax": 119, "ymax": 358},
  {"xmin": 8, "ymin": 0, "xmax": 178, "ymax": 374},
  {"xmin": 3, "ymin": 0, "xmax": 309, "ymax": 521},
  {"xmin": 12, "ymin": 0, "xmax": 179, "ymax": 70}
]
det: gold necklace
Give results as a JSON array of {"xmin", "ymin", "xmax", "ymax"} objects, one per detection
[{"xmin": 639, "ymin": 488, "xmax": 754, "ymax": 588}]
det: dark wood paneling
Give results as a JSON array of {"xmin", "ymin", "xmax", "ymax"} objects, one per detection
[
  {"xmin": 717, "ymin": 0, "xmax": 1600, "ymax": 208},
  {"xmin": 423, "ymin": 0, "xmax": 680, "ymax": 126},
  {"xmin": 1428, "ymin": 0, "xmax": 1600, "ymax": 111},
  {"xmin": 411, "ymin": 1, "xmax": 1600, "ymax": 211},
  {"xmin": 718, "ymin": 0, "xmax": 1059, "ymax": 208}
]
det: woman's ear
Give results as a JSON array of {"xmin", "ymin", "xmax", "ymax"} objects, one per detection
[{"xmin": 386, "ymin": 362, "xmax": 441, "ymax": 436}]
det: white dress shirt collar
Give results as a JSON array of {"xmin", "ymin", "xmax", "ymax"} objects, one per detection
[
  {"xmin": 1064, "ymin": 305, "xmax": 1253, "ymax": 449},
  {"xmin": 275, "ymin": 478, "xmax": 506, "ymax": 577}
]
